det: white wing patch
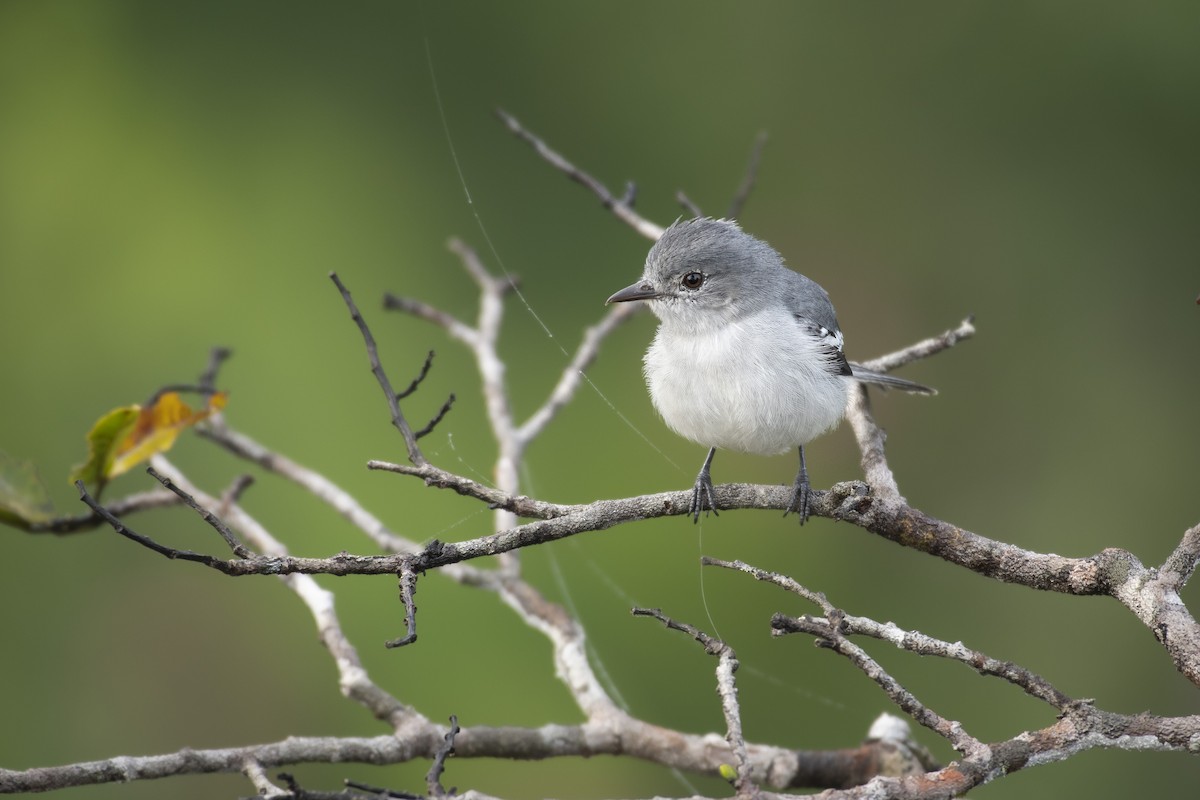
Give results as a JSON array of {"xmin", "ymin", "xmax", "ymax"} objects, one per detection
[{"xmin": 817, "ymin": 325, "xmax": 845, "ymax": 353}]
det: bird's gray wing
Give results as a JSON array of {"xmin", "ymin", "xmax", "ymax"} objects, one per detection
[
  {"xmin": 781, "ymin": 270, "xmax": 841, "ymax": 333},
  {"xmin": 783, "ymin": 271, "xmax": 852, "ymax": 376},
  {"xmin": 791, "ymin": 314, "xmax": 853, "ymax": 377}
]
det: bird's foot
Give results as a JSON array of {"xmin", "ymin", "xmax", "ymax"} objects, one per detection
[
  {"xmin": 784, "ymin": 476, "xmax": 810, "ymax": 525},
  {"xmin": 783, "ymin": 452, "xmax": 811, "ymax": 525},
  {"xmin": 690, "ymin": 453, "xmax": 719, "ymax": 523}
]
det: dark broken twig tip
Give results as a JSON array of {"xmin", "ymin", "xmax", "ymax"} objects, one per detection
[
  {"xmin": 331, "ymin": 273, "xmax": 427, "ymax": 466},
  {"xmin": 726, "ymin": 129, "xmax": 769, "ymax": 219},
  {"xmin": 415, "ymin": 394, "xmax": 455, "ymax": 440},
  {"xmin": 426, "ymin": 714, "xmax": 460, "ymax": 797}
]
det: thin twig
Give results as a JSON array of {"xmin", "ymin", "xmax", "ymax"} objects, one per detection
[
  {"xmin": 218, "ymin": 473, "xmax": 255, "ymax": 518},
  {"xmin": 774, "ymin": 610, "xmax": 982, "ymax": 755},
  {"xmin": 147, "ymin": 465, "xmax": 253, "ymax": 558},
  {"xmin": 726, "ymin": 131, "xmax": 768, "ymax": 219},
  {"xmin": 343, "ymin": 778, "xmax": 422, "ymax": 799},
  {"xmin": 144, "ymin": 383, "xmax": 221, "ymax": 405},
  {"xmin": 385, "ymin": 561, "xmax": 421, "ymax": 648},
  {"xmin": 241, "ymin": 757, "xmax": 284, "ymax": 798},
  {"xmin": 675, "ymin": 190, "xmax": 703, "ymax": 218},
  {"xmin": 425, "ymin": 715, "xmax": 459, "ymax": 797},
  {"xmin": 517, "ymin": 302, "xmax": 641, "ymax": 443},
  {"xmin": 706, "ymin": 558, "xmax": 1075, "ymax": 712},
  {"xmin": 619, "ymin": 181, "xmax": 638, "ymax": 207},
  {"xmin": 858, "ymin": 315, "xmax": 975, "ymax": 374},
  {"xmin": 845, "ymin": 316, "xmax": 976, "ymax": 502},
  {"xmin": 331, "ymin": 272, "xmax": 427, "ymax": 466},
  {"xmin": 76, "ymin": 480, "xmax": 233, "ymax": 570},
  {"xmin": 24, "ymin": 489, "xmax": 180, "ymax": 534},
  {"xmin": 398, "ymin": 350, "xmax": 436, "ymax": 400},
  {"xmin": 149, "ymin": 455, "xmax": 419, "ymax": 728},
  {"xmin": 632, "ymin": 608, "xmax": 754, "ymax": 796},
  {"xmin": 414, "ymin": 394, "xmax": 456, "ymax": 439},
  {"xmin": 198, "ymin": 346, "xmax": 233, "ymax": 393},
  {"xmin": 382, "ymin": 294, "xmax": 477, "ymax": 345},
  {"xmin": 495, "ymin": 108, "xmax": 664, "ymax": 241},
  {"xmin": 199, "ymin": 424, "xmax": 418, "ymax": 555}
]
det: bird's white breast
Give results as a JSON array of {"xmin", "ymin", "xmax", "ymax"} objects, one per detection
[{"xmin": 643, "ymin": 309, "xmax": 850, "ymax": 455}]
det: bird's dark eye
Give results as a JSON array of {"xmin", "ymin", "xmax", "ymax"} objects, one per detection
[{"xmin": 681, "ymin": 272, "xmax": 704, "ymax": 290}]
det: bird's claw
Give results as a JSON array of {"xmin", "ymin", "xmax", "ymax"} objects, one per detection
[
  {"xmin": 782, "ymin": 446, "xmax": 812, "ymax": 525},
  {"xmin": 690, "ymin": 471, "xmax": 718, "ymax": 522},
  {"xmin": 782, "ymin": 482, "xmax": 811, "ymax": 525}
]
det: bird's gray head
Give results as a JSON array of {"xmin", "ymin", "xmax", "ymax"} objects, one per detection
[{"xmin": 606, "ymin": 217, "xmax": 784, "ymax": 329}]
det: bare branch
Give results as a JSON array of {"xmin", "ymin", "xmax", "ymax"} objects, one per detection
[
  {"xmin": 1160, "ymin": 521, "xmax": 1200, "ymax": 590},
  {"xmin": 147, "ymin": 465, "xmax": 252, "ymax": 558},
  {"xmin": 397, "ymin": 350, "xmax": 436, "ymax": 400},
  {"xmin": 241, "ymin": 757, "xmax": 285, "ymax": 798},
  {"xmin": 447, "ymin": 236, "xmax": 513, "ymax": 295},
  {"xmin": 0, "ymin": 719, "xmax": 935, "ymax": 795},
  {"xmin": 148, "ymin": 455, "xmax": 419, "ymax": 729},
  {"xmin": 707, "ymin": 556, "xmax": 1074, "ymax": 713},
  {"xmin": 517, "ymin": 302, "xmax": 640, "ymax": 443},
  {"xmin": 845, "ymin": 316, "xmax": 976, "ymax": 503},
  {"xmin": 23, "ymin": 488, "xmax": 180, "ymax": 534},
  {"xmin": 774, "ymin": 612, "xmax": 982, "ymax": 755},
  {"xmin": 76, "ymin": 479, "xmax": 235, "ymax": 570},
  {"xmin": 199, "ymin": 423, "xmax": 417, "ymax": 555},
  {"xmin": 343, "ymin": 777, "xmax": 423, "ymax": 799},
  {"xmin": 414, "ymin": 393, "xmax": 456, "ymax": 439},
  {"xmin": 675, "ymin": 189, "xmax": 703, "ymax": 218},
  {"xmin": 495, "ymin": 108, "xmax": 664, "ymax": 241},
  {"xmin": 426, "ymin": 715, "xmax": 460, "ymax": 798},
  {"xmin": 93, "ymin": 462, "xmax": 1200, "ymax": 694},
  {"xmin": 845, "ymin": 386, "xmax": 900, "ymax": 501},
  {"xmin": 385, "ymin": 562, "xmax": 420, "ymax": 648},
  {"xmin": 727, "ymin": 130, "xmax": 768, "ymax": 219},
  {"xmin": 332, "ymin": 272, "xmax": 428, "ymax": 466},
  {"xmin": 367, "ymin": 459, "xmax": 570, "ymax": 519},
  {"xmin": 198, "ymin": 345, "xmax": 232, "ymax": 393},
  {"xmin": 0, "ymin": 735, "xmax": 436, "ymax": 794},
  {"xmin": 218, "ymin": 473, "xmax": 255, "ymax": 510},
  {"xmin": 618, "ymin": 180, "xmax": 637, "ymax": 207},
  {"xmin": 857, "ymin": 315, "xmax": 976, "ymax": 374},
  {"xmin": 633, "ymin": 608, "xmax": 754, "ymax": 796},
  {"xmin": 382, "ymin": 293, "xmax": 478, "ymax": 345}
]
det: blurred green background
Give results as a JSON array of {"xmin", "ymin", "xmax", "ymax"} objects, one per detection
[{"xmin": 2, "ymin": 1, "xmax": 1198, "ymax": 798}]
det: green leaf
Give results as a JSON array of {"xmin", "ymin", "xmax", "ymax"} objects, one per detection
[
  {"xmin": 66, "ymin": 391, "xmax": 228, "ymax": 496},
  {"xmin": 0, "ymin": 451, "xmax": 56, "ymax": 530},
  {"xmin": 68, "ymin": 405, "xmax": 140, "ymax": 494}
]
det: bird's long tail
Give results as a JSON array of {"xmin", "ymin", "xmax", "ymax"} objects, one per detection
[{"xmin": 848, "ymin": 364, "xmax": 937, "ymax": 395}]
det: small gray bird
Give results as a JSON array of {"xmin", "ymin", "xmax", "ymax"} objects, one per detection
[{"xmin": 607, "ymin": 217, "xmax": 933, "ymax": 524}]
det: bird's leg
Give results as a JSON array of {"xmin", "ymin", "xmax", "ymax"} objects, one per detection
[
  {"xmin": 784, "ymin": 445, "xmax": 811, "ymax": 524},
  {"xmin": 690, "ymin": 447, "xmax": 719, "ymax": 522}
]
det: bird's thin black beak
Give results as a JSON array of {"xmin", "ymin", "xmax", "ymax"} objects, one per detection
[{"xmin": 606, "ymin": 281, "xmax": 660, "ymax": 305}]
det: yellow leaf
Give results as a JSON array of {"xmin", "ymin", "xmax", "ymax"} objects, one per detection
[
  {"xmin": 109, "ymin": 391, "xmax": 227, "ymax": 478},
  {"xmin": 70, "ymin": 390, "xmax": 227, "ymax": 493}
]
